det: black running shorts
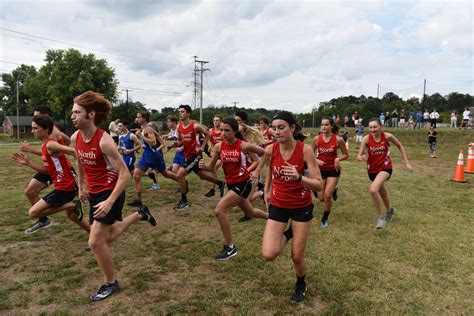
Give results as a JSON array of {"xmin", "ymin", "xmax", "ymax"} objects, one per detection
[
  {"xmin": 268, "ymin": 204, "xmax": 313, "ymax": 223},
  {"xmin": 42, "ymin": 187, "xmax": 77, "ymax": 208},
  {"xmin": 89, "ymin": 190, "xmax": 125, "ymax": 225},
  {"xmin": 183, "ymin": 155, "xmax": 201, "ymax": 174},
  {"xmin": 33, "ymin": 172, "xmax": 52, "ymax": 186},
  {"xmin": 320, "ymin": 169, "xmax": 341, "ymax": 179},
  {"xmin": 368, "ymin": 168, "xmax": 392, "ymax": 182},
  {"xmin": 227, "ymin": 179, "xmax": 252, "ymax": 199}
]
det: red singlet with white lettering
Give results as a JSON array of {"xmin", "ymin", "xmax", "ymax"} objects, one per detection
[
  {"xmin": 220, "ymin": 139, "xmax": 249, "ymax": 184},
  {"xmin": 178, "ymin": 121, "xmax": 198, "ymax": 159},
  {"xmin": 270, "ymin": 141, "xmax": 311, "ymax": 208},
  {"xmin": 42, "ymin": 138, "xmax": 76, "ymax": 191},
  {"xmin": 367, "ymin": 131, "xmax": 392, "ymax": 173},
  {"xmin": 76, "ymin": 128, "xmax": 118, "ymax": 194},
  {"xmin": 210, "ymin": 128, "xmax": 223, "ymax": 146},
  {"xmin": 317, "ymin": 134, "xmax": 338, "ymax": 171}
]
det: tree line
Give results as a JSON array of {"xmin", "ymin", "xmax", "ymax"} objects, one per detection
[{"xmin": 1, "ymin": 49, "xmax": 472, "ymax": 130}]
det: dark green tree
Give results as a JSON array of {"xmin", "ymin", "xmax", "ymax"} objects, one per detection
[{"xmin": 0, "ymin": 65, "xmax": 37, "ymax": 120}]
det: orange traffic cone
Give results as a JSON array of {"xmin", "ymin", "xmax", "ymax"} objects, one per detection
[
  {"xmin": 465, "ymin": 145, "xmax": 474, "ymax": 174},
  {"xmin": 451, "ymin": 150, "xmax": 468, "ymax": 182}
]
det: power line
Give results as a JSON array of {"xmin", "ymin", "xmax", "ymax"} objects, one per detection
[
  {"xmin": 0, "ymin": 27, "xmax": 181, "ymax": 69},
  {"xmin": 118, "ymin": 86, "xmax": 182, "ymax": 95},
  {"xmin": 119, "ymin": 79, "xmax": 187, "ymax": 87}
]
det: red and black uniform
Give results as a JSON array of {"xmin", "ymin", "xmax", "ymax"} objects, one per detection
[
  {"xmin": 262, "ymin": 128, "xmax": 273, "ymax": 148},
  {"xmin": 210, "ymin": 128, "xmax": 223, "ymax": 146},
  {"xmin": 220, "ymin": 139, "xmax": 252, "ymax": 198},
  {"xmin": 316, "ymin": 134, "xmax": 340, "ymax": 179},
  {"xmin": 40, "ymin": 138, "xmax": 77, "ymax": 207},
  {"xmin": 367, "ymin": 131, "xmax": 392, "ymax": 181},
  {"xmin": 269, "ymin": 141, "xmax": 313, "ymax": 223},
  {"xmin": 178, "ymin": 121, "xmax": 202, "ymax": 174},
  {"xmin": 33, "ymin": 128, "xmax": 68, "ymax": 186},
  {"xmin": 76, "ymin": 128, "xmax": 124, "ymax": 224}
]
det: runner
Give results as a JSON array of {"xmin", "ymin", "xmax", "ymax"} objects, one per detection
[
  {"xmin": 117, "ymin": 119, "xmax": 142, "ymax": 175},
  {"xmin": 356, "ymin": 118, "xmax": 413, "ymax": 229},
  {"xmin": 200, "ymin": 117, "xmax": 268, "ymax": 260},
  {"xmin": 12, "ymin": 114, "xmax": 89, "ymax": 232},
  {"xmin": 164, "ymin": 115, "xmax": 185, "ymax": 174},
  {"xmin": 19, "ymin": 106, "xmax": 71, "ymax": 233},
  {"xmin": 258, "ymin": 116, "xmax": 275, "ymax": 148},
  {"xmin": 251, "ymin": 111, "xmax": 323, "ymax": 303},
  {"xmin": 172, "ymin": 105, "xmax": 225, "ymax": 210},
  {"xmin": 311, "ymin": 117, "xmax": 349, "ymax": 228},
  {"xmin": 128, "ymin": 110, "xmax": 180, "ymax": 207},
  {"xmin": 204, "ymin": 115, "xmax": 224, "ymax": 197},
  {"xmin": 71, "ymin": 91, "xmax": 156, "ymax": 301}
]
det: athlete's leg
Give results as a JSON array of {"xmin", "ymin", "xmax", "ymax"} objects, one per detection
[
  {"xmin": 238, "ymin": 198, "xmax": 268, "ymax": 219},
  {"xmin": 132, "ymin": 168, "xmax": 145, "ymax": 198},
  {"xmin": 28, "ymin": 200, "xmax": 75, "ymax": 218},
  {"xmin": 107, "ymin": 212, "xmax": 141, "ymax": 243},
  {"xmin": 158, "ymin": 169, "xmax": 179, "ymax": 182},
  {"xmin": 214, "ymin": 190, "xmax": 242, "ymax": 245},
  {"xmin": 316, "ymin": 179, "xmax": 327, "ymax": 202},
  {"xmin": 25, "ymin": 178, "xmax": 47, "ymax": 205},
  {"xmin": 323, "ymin": 177, "xmax": 338, "ymax": 212},
  {"xmin": 176, "ymin": 167, "xmax": 188, "ymax": 193},
  {"xmin": 369, "ymin": 172, "xmax": 391, "ymax": 217},
  {"xmin": 65, "ymin": 208, "xmax": 91, "ymax": 232},
  {"xmin": 262, "ymin": 219, "xmax": 288, "ymax": 261},
  {"xmin": 89, "ymin": 222, "xmax": 115, "ymax": 283},
  {"xmin": 378, "ymin": 183, "xmax": 391, "ymax": 211},
  {"xmin": 291, "ymin": 220, "xmax": 312, "ymax": 277}
]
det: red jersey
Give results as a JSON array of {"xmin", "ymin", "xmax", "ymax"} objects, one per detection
[
  {"xmin": 42, "ymin": 138, "xmax": 76, "ymax": 191},
  {"xmin": 367, "ymin": 131, "xmax": 392, "ymax": 173},
  {"xmin": 270, "ymin": 141, "xmax": 312, "ymax": 209},
  {"xmin": 178, "ymin": 121, "xmax": 198, "ymax": 159},
  {"xmin": 317, "ymin": 134, "xmax": 338, "ymax": 171},
  {"xmin": 76, "ymin": 128, "xmax": 118, "ymax": 194},
  {"xmin": 210, "ymin": 128, "xmax": 223, "ymax": 146},
  {"xmin": 220, "ymin": 139, "xmax": 249, "ymax": 184},
  {"xmin": 262, "ymin": 128, "xmax": 273, "ymax": 148}
]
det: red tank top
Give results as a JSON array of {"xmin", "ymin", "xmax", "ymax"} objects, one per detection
[
  {"xmin": 210, "ymin": 128, "xmax": 223, "ymax": 146},
  {"xmin": 178, "ymin": 121, "xmax": 198, "ymax": 159},
  {"xmin": 270, "ymin": 141, "xmax": 312, "ymax": 209},
  {"xmin": 42, "ymin": 138, "xmax": 76, "ymax": 191},
  {"xmin": 220, "ymin": 139, "xmax": 249, "ymax": 184},
  {"xmin": 317, "ymin": 134, "xmax": 338, "ymax": 171},
  {"xmin": 76, "ymin": 128, "xmax": 118, "ymax": 194},
  {"xmin": 367, "ymin": 131, "xmax": 392, "ymax": 173}
]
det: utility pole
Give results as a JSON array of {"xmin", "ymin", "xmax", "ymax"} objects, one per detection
[
  {"xmin": 232, "ymin": 101, "xmax": 239, "ymax": 107},
  {"xmin": 16, "ymin": 81, "xmax": 20, "ymax": 140},
  {"xmin": 312, "ymin": 104, "xmax": 315, "ymax": 128},
  {"xmin": 193, "ymin": 57, "xmax": 209, "ymax": 124},
  {"xmin": 377, "ymin": 83, "xmax": 380, "ymax": 99},
  {"xmin": 422, "ymin": 78, "xmax": 427, "ymax": 109}
]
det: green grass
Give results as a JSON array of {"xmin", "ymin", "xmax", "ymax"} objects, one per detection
[{"xmin": 0, "ymin": 128, "xmax": 473, "ymax": 314}]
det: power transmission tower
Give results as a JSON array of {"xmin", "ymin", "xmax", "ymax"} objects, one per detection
[{"xmin": 192, "ymin": 56, "xmax": 209, "ymax": 123}]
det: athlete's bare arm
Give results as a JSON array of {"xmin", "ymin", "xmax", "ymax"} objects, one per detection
[
  {"xmin": 195, "ymin": 123, "xmax": 210, "ymax": 156},
  {"xmin": 19, "ymin": 141, "xmax": 42, "ymax": 155},
  {"xmin": 356, "ymin": 135, "xmax": 369, "ymax": 161},
  {"xmin": 200, "ymin": 143, "xmax": 221, "ymax": 171},
  {"xmin": 129, "ymin": 133, "xmax": 142, "ymax": 154},
  {"xmin": 92, "ymin": 134, "xmax": 131, "ymax": 218},
  {"xmin": 137, "ymin": 126, "xmax": 157, "ymax": 147},
  {"xmin": 281, "ymin": 144, "xmax": 323, "ymax": 192},
  {"xmin": 11, "ymin": 152, "xmax": 47, "ymax": 174},
  {"xmin": 249, "ymin": 143, "xmax": 272, "ymax": 183},
  {"xmin": 242, "ymin": 142, "xmax": 265, "ymax": 173},
  {"xmin": 385, "ymin": 132, "xmax": 413, "ymax": 171},
  {"xmin": 335, "ymin": 135, "xmax": 349, "ymax": 171},
  {"xmin": 71, "ymin": 131, "xmax": 88, "ymax": 202},
  {"xmin": 46, "ymin": 140, "xmax": 76, "ymax": 157}
]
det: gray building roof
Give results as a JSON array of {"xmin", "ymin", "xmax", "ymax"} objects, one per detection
[{"xmin": 5, "ymin": 116, "xmax": 34, "ymax": 126}]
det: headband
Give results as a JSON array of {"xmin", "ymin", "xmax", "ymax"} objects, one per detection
[{"xmin": 273, "ymin": 111, "xmax": 296, "ymax": 125}]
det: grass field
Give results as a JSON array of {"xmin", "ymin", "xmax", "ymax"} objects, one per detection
[{"xmin": 0, "ymin": 128, "xmax": 473, "ymax": 314}]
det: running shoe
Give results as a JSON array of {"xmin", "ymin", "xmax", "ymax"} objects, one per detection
[
  {"xmin": 149, "ymin": 183, "xmax": 161, "ymax": 191},
  {"xmin": 204, "ymin": 189, "xmax": 215, "ymax": 197},
  {"xmin": 291, "ymin": 284, "xmax": 307, "ymax": 303},
  {"xmin": 90, "ymin": 281, "xmax": 120, "ymax": 302},
  {"xmin": 174, "ymin": 200, "xmax": 189, "ymax": 211},
  {"xmin": 84, "ymin": 245, "xmax": 92, "ymax": 252},
  {"xmin": 127, "ymin": 199, "xmax": 142, "ymax": 207},
  {"xmin": 214, "ymin": 245, "xmax": 237, "ymax": 261},
  {"xmin": 385, "ymin": 207, "xmax": 396, "ymax": 224},
  {"xmin": 376, "ymin": 216, "xmax": 386, "ymax": 229},
  {"xmin": 320, "ymin": 219, "xmax": 329, "ymax": 228},
  {"xmin": 138, "ymin": 204, "xmax": 157, "ymax": 226},
  {"xmin": 218, "ymin": 180, "xmax": 226, "ymax": 197},
  {"xmin": 238, "ymin": 215, "xmax": 252, "ymax": 222},
  {"xmin": 332, "ymin": 186, "xmax": 338, "ymax": 201},
  {"xmin": 74, "ymin": 199, "xmax": 83, "ymax": 222},
  {"xmin": 24, "ymin": 218, "xmax": 52, "ymax": 234}
]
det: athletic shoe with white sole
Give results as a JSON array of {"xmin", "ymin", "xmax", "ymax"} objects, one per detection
[
  {"xmin": 376, "ymin": 216, "xmax": 386, "ymax": 229},
  {"xmin": 24, "ymin": 218, "xmax": 52, "ymax": 234},
  {"xmin": 214, "ymin": 245, "xmax": 237, "ymax": 261},
  {"xmin": 90, "ymin": 281, "xmax": 120, "ymax": 302},
  {"xmin": 385, "ymin": 207, "xmax": 396, "ymax": 224}
]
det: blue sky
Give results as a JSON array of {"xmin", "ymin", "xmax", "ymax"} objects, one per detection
[{"xmin": 0, "ymin": 0, "xmax": 472, "ymax": 113}]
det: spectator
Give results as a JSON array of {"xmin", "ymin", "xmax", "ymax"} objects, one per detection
[
  {"xmin": 344, "ymin": 114, "xmax": 349, "ymax": 127},
  {"xmin": 109, "ymin": 118, "xmax": 120, "ymax": 144},
  {"xmin": 391, "ymin": 109, "xmax": 398, "ymax": 128},
  {"xmin": 428, "ymin": 127, "xmax": 437, "ymax": 158},
  {"xmin": 415, "ymin": 110, "xmax": 423, "ymax": 129},
  {"xmin": 379, "ymin": 113, "xmax": 385, "ymax": 126},
  {"xmin": 385, "ymin": 112, "xmax": 390, "ymax": 127},
  {"xmin": 352, "ymin": 111, "xmax": 359, "ymax": 127},
  {"xmin": 399, "ymin": 109, "xmax": 406, "ymax": 128},
  {"xmin": 450, "ymin": 111, "xmax": 457, "ymax": 128},
  {"xmin": 355, "ymin": 119, "xmax": 364, "ymax": 148},
  {"xmin": 430, "ymin": 109, "xmax": 440, "ymax": 128},
  {"xmin": 423, "ymin": 109, "xmax": 430, "ymax": 128},
  {"xmin": 461, "ymin": 107, "xmax": 471, "ymax": 130}
]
